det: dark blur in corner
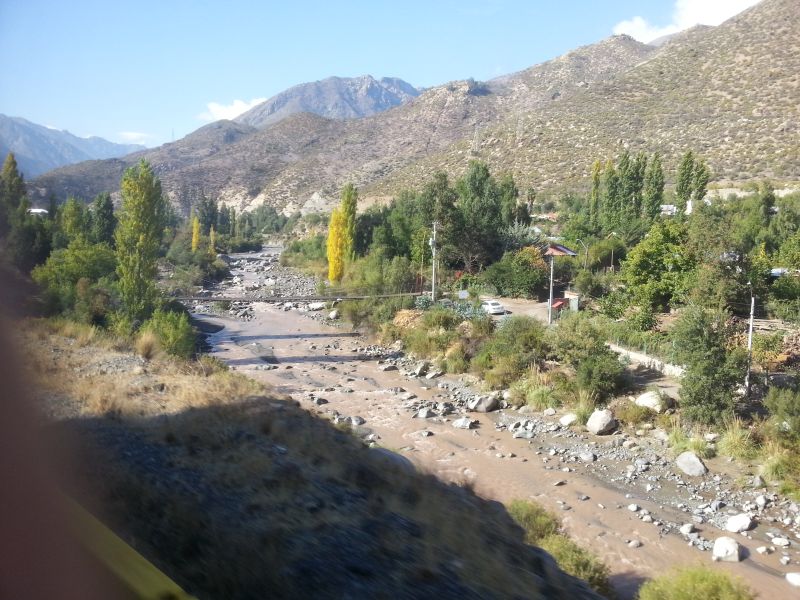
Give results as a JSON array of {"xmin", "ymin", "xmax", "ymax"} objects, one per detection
[{"xmin": 0, "ymin": 262, "xmax": 115, "ymax": 599}]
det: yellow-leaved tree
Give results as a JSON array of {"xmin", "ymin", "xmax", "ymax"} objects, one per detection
[
  {"xmin": 327, "ymin": 207, "xmax": 345, "ymax": 283},
  {"xmin": 191, "ymin": 216, "xmax": 200, "ymax": 253}
]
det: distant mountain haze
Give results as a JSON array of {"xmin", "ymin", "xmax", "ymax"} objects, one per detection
[
  {"xmin": 0, "ymin": 115, "xmax": 145, "ymax": 178},
  {"xmin": 234, "ymin": 75, "xmax": 419, "ymax": 128},
  {"xmin": 29, "ymin": 0, "xmax": 799, "ymax": 215}
]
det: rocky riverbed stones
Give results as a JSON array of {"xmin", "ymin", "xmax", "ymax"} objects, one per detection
[
  {"xmin": 586, "ymin": 409, "xmax": 616, "ymax": 435},
  {"xmin": 452, "ymin": 416, "xmax": 476, "ymax": 430},
  {"xmin": 467, "ymin": 395, "xmax": 499, "ymax": 413},
  {"xmin": 712, "ymin": 536, "xmax": 741, "ymax": 562},
  {"xmin": 725, "ymin": 513, "xmax": 754, "ymax": 533},
  {"xmin": 675, "ymin": 451, "xmax": 708, "ymax": 476}
]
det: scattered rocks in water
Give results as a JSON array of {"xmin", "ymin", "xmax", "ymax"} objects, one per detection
[
  {"xmin": 378, "ymin": 363, "xmax": 398, "ymax": 372},
  {"xmin": 350, "ymin": 416, "xmax": 366, "ymax": 426},
  {"xmin": 712, "ymin": 537, "xmax": 741, "ymax": 562},
  {"xmin": 675, "ymin": 451, "xmax": 708, "ymax": 477},
  {"xmin": 786, "ymin": 573, "xmax": 800, "ymax": 587},
  {"xmin": 452, "ymin": 416, "xmax": 476, "ymax": 430},
  {"xmin": 679, "ymin": 523, "xmax": 696, "ymax": 535},
  {"xmin": 586, "ymin": 409, "xmax": 617, "ymax": 435},
  {"xmin": 467, "ymin": 395, "xmax": 499, "ymax": 413},
  {"xmin": 628, "ymin": 539, "xmax": 642, "ymax": 548},
  {"xmin": 772, "ymin": 536, "xmax": 791, "ymax": 547},
  {"xmin": 414, "ymin": 408, "xmax": 437, "ymax": 419}
]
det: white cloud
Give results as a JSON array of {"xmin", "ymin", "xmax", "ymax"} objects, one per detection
[
  {"xmin": 118, "ymin": 131, "xmax": 152, "ymax": 144},
  {"xmin": 197, "ymin": 98, "xmax": 266, "ymax": 122},
  {"xmin": 613, "ymin": 0, "xmax": 761, "ymax": 43}
]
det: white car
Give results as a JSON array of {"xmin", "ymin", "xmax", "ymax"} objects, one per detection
[{"xmin": 481, "ymin": 300, "xmax": 506, "ymax": 315}]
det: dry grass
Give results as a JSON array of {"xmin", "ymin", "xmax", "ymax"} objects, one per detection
[
  {"xmin": 718, "ymin": 418, "xmax": 759, "ymax": 460},
  {"xmin": 135, "ymin": 330, "xmax": 160, "ymax": 360}
]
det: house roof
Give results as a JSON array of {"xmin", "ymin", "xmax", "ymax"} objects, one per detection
[
  {"xmin": 544, "ymin": 243, "xmax": 578, "ymax": 257},
  {"xmin": 551, "ymin": 298, "xmax": 568, "ymax": 309}
]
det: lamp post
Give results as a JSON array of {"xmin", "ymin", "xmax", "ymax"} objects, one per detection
[
  {"xmin": 429, "ymin": 221, "xmax": 439, "ymax": 302},
  {"xmin": 575, "ymin": 238, "xmax": 588, "ymax": 270},
  {"xmin": 607, "ymin": 232, "xmax": 619, "ymax": 272},
  {"xmin": 745, "ymin": 282, "xmax": 755, "ymax": 398}
]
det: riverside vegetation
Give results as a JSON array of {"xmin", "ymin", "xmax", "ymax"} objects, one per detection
[{"xmin": 1, "ymin": 142, "xmax": 792, "ymax": 597}]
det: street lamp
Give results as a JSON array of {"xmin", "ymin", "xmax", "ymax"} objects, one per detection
[{"xmin": 544, "ymin": 243, "xmax": 578, "ymax": 325}]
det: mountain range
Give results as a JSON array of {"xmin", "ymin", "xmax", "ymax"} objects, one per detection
[
  {"xmin": 29, "ymin": 0, "xmax": 799, "ymax": 215},
  {"xmin": 236, "ymin": 75, "xmax": 419, "ymax": 129},
  {"xmin": 0, "ymin": 115, "xmax": 145, "ymax": 178}
]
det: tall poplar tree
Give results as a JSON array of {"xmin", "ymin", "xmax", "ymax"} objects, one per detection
[
  {"xmin": 327, "ymin": 207, "xmax": 345, "ymax": 283},
  {"xmin": 191, "ymin": 216, "xmax": 201, "ymax": 252},
  {"xmin": 602, "ymin": 159, "xmax": 621, "ymax": 231},
  {"xmin": 692, "ymin": 159, "xmax": 710, "ymax": 204},
  {"xmin": 589, "ymin": 159, "xmax": 602, "ymax": 231},
  {"xmin": 642, "ymin": 153, "xmax": 665, "ymax": 221},
  {"xmin": 115, "ymin": 160, "xmax": 166, "ymax": 321},
  {"xmin": 91, "ymin": 192, "xmax": 117, "ymax": 246},
  {"xmin": 675, "ymin": 151, "xmax": 695, "ymax": 212},
  {"xmin": 340, "ymin": 183, "xmax": 358, "ymax": 260}
]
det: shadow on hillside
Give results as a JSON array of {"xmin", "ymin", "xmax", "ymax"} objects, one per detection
[{"xmin": 54, "ymin": 393, "xmax": 609, "ymax": 600}]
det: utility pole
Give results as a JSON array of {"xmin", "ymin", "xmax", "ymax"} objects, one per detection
[
  {"xmin": 429, "ymin": 221, "xmax": 438, "ymax": 302},
  {"xmin": 576, "ymin": 238, "xmax": 588, "ymax": 270},
  {"xmin": 548, "ymin": 254, "xmax": 555, "ymax": 325},
  {"xmin": 745, "ymin": 286, "xmax": 755, "ymax": 397}
]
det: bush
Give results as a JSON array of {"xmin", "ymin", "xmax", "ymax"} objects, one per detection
[
  {"xmin": 615, "ymin": 402, "xmax": 655, "ymax": 426},
  {"xmin": 718, "ymin": 418, "xmax": 758, "ymax": 459},
  {"xmin": 414, "ymin": 295, "xmax": 433, "ymax": 310},
  {"xmin": 142, "ymin": 309, "xmax": 196, "ymax": 358},
  {"xmin": 480, "ymin": 248, "xmax": 546, "ymax": 298},
  {"xmin": 538, "ymin": 534, "xmax": 613, "ymax": 598},
  {"xmin": 472, "ymin": 317, "xmax": 548, "ymax": 388},
  {"xmin": 135, "ymin": 330, "xmax": 160, "ymax": 360},
  {"xmin": 575, "ymin": 351, "xmax": 625, "ymax": 401},
  {"xmin": 507, "ymin": 500, "xmax": 560, "ymax": 543},
  {"xmin": 638, "ymin": 566, "xmax": 754, "ymax": 600},
  {"xmin": 31, "ymin": 239, "xmax": 117, "ymax": 318},
  {"xmin": 765, "ymin": 387, "xmax": 800, "ymax": 439},
  {"xmin": 549, "ymin": 312, "xmax": 607, "ymax": 366}
]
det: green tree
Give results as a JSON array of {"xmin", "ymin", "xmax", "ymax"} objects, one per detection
[
  {"xmin": 692, "ymin": 159, "xmax": 710, "ymax": 204},
  {"xmin": 672, "ymin": 306, "xmax": 747, "ymax": 424},
  {"xmin": 59, "ymin": 196, "xmax": 90, "ymax": 243},
  {"xmin": 115, "ymin": 160, "xmax": 166, "ymax": 321},
  {"xmin": 90, "ymin": 192, "xmax": 116, "ymax": 246},
  {"xmin": 340, "ymin": 183, "xmax": 358, "ymax": 260},
  {"xmin": 454, "ymin": 161, "xmax": 502, "ymax": 270},
  {"xmin": 622, "ymin": 220, "xmax": 696, "ymax": 310},
  {"xmin": 642, "ymin": 153, "xmax": 664, "ymax": 221},
  {"xmin": 675, "ymin": 150, "xmax": 695, "ymax": 212},
  {"xmin": 196, "ymin": 195, "xmax": 217, "ymax": 235},
  {"xmin": 0, "ymin": 152, "xmax": 26, "ymax": 212},
  {"xmin": 602, "ymin": 159, "xmax": 621, "ymax": 230},
  {"xmin": 589, "ymin": 159, "xmax": 602, "ymax": 230}
]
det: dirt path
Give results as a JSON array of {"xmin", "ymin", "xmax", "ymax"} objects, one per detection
[{"xmin": 197, "ymin": 302, "xmax": 795, "ymax": 599}]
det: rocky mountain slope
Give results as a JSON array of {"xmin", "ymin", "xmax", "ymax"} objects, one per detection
[
  {"xmin": 31, "ymin": 0, "xmax": 798, "ymax": 213},
  {"xmin": 235, "ymin": 75, "xmax": 419, "ymax": 128},
  {"xmin": 0, "ymin": 115, "xmax": 144, "ymax": 178}
]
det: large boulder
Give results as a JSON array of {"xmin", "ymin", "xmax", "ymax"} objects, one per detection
[
  {"xmin": 712, "ymin": 536, "xmax": 742, "ymax": 562},
  {"xmin": 586, "ymin": 409, "xmax": 617, "ymax": 435},
  {"xmin": 467, "ymin": 395, "xmax": 499, "ymax": 413},
  {"xmin": 675, "ymin": 451, "xmax": 708, "ymax": 477},
  {"xmin": 634, "ymin": 390, "xmax": 668, "ymax": 413},
  {"xmin": 307, "ymin": 301, "xmax": 326, "ymax": 311},
  {"xmin": 559, "ymin": 413, "xmax": 578, "ymax": 427},
  {"xmin": 725, "ymin": 513, "xmax": 754, "ymax": 533}
]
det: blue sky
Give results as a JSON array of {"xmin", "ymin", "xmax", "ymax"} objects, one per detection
[{"xmin": 0, "ymin": 0, "xmax": 758, "ymax": 147}]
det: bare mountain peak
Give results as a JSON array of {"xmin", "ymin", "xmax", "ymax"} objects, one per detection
[{"xmin": 234, "ymin": 75, "xmax": 419, "ymax": 129}]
